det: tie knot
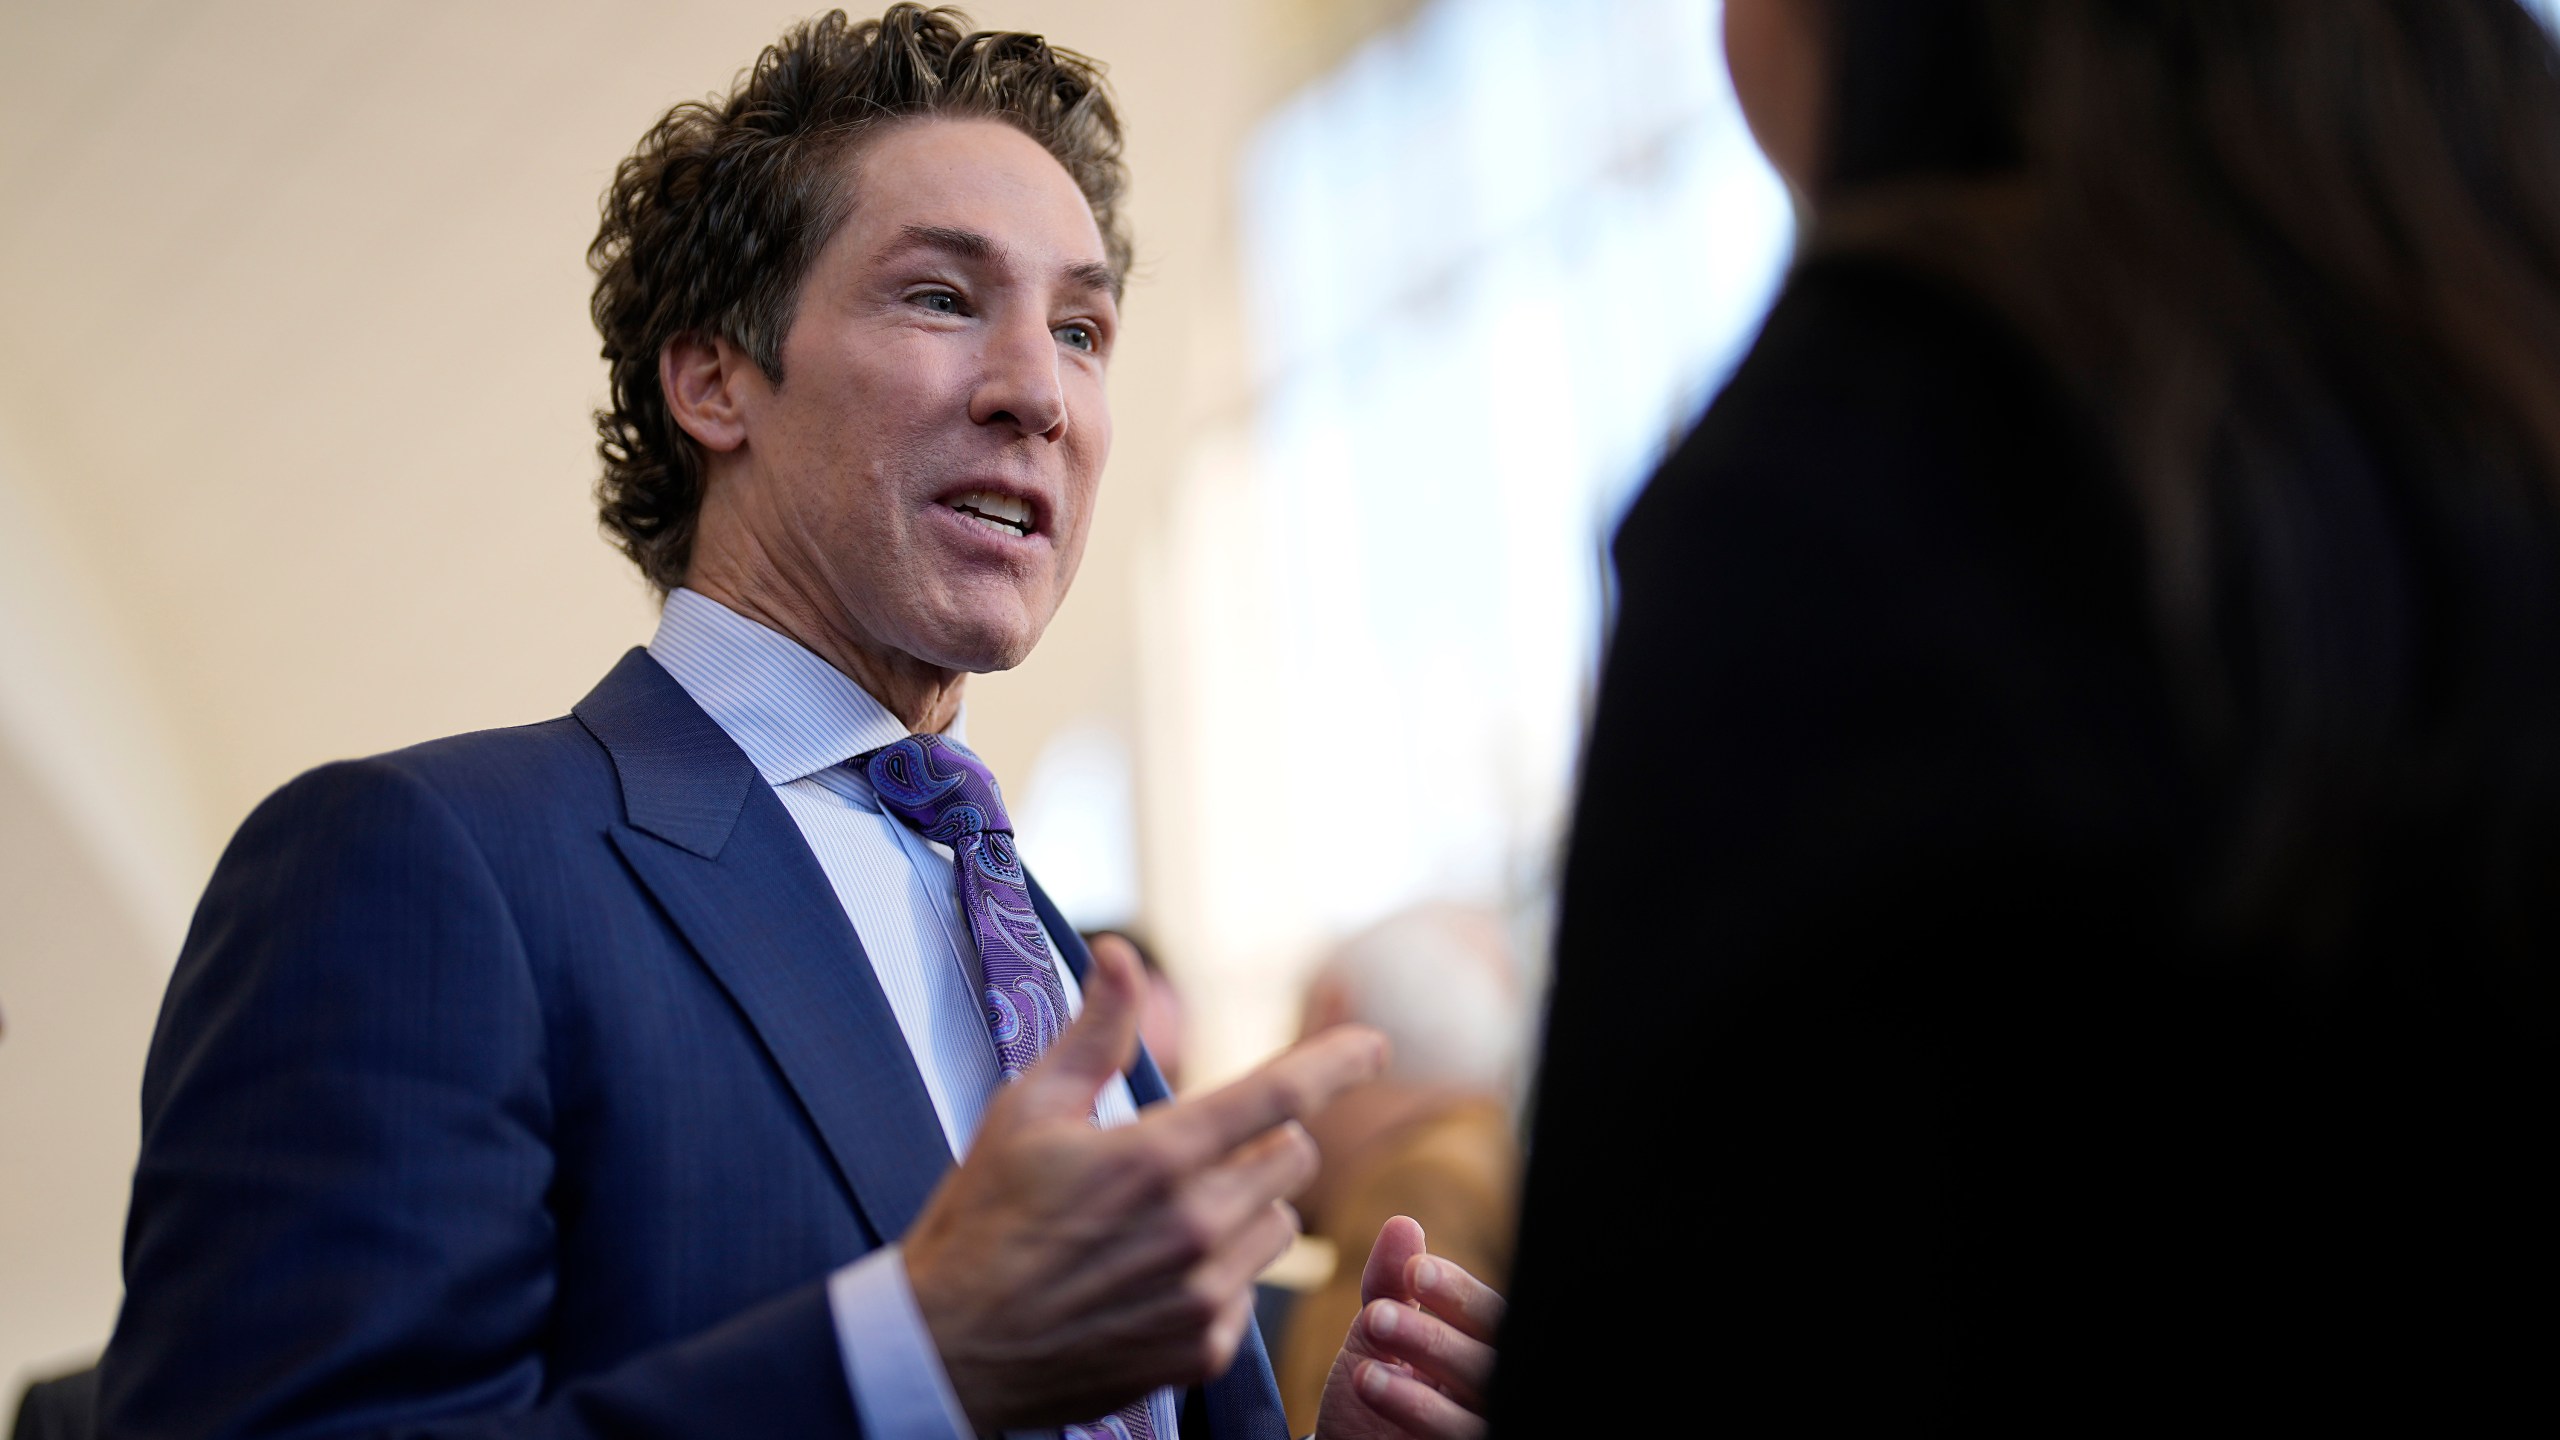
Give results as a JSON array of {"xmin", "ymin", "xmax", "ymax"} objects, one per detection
[{"xmin": 862, "ymin": 734, "xmax": 1012, "ymax": 842}]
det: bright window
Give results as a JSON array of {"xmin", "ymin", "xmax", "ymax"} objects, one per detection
[{"xmin": 1157, "ymin": 0, "xmax": 1793, "ymax": 1071}]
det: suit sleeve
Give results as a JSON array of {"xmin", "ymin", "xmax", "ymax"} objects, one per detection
[{"xmin": 100, "ymin": 759, "xmax": 863, "ymax": 1440}]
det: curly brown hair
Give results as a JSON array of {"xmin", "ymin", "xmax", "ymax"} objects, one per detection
[{"xmin": 588, "ymin": 4, "xmax": 1130, "ymax": 593}]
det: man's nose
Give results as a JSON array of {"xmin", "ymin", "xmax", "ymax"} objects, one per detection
[{"xmin": 969, "ymin": 312, "xmax": 1068, "ymax": 441}]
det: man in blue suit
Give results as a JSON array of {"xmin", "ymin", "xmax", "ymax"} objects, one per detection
[{"xmin": 98, "ymin": 8, "xmax": 1502, "ymax": 1438}]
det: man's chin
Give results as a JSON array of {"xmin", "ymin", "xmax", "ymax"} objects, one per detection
[{"xmin": 916, "ymin": 614, "xmax": 1048, "ymax": 676}]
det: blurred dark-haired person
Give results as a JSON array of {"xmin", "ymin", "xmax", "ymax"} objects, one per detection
[
  {"xmin": 1084, "ymin": 928, "xmax": 1189, "ymax": 1089},
  {"xmin": 1497, "ymin": 0, "xmax": 2560, "ymax": 1431},
  {"xmin": 99, "ymin": 8, "xmax": 1494, "ymax": 1439}
]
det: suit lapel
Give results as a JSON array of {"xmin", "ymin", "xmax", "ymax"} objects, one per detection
[
  {"xmin": 578, "ymin": 651, "xmax": 1287, "ymax": 1436},
  {"xmin": 577, "ymin": 649, "xmax": 953, "ymax": 1247}
]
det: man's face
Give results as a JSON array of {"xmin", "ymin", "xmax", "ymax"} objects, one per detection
[{"xmin": 719, "ymin": 117, "xmax": 1118, "ymax": 673}]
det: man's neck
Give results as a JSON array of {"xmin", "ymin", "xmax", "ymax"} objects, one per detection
[{"xmin": 682, "ymin": 572, "xmax": 967, "ymax": 736}]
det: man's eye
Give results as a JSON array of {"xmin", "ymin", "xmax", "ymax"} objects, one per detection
[
  {"xmin": 915, "ymin": 291, "xmax": 961, "ymax": 314},
  {"xmin": 1057, "ymin": 323, "xmax": 1095, "ymax": 352}
]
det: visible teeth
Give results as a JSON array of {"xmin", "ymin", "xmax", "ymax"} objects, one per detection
[{"xmin": 949, "ymin": 490, "xmax": 1032, "ymax": 534}]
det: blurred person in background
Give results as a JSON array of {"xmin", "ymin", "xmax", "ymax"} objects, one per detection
[
  {"xmin": 1497, "ymin": 0, "xmax": 2560, "ymax": 1430},
  {"xmin": 1274, "ymin": 907, "xmax": 1523, "ymax": 1437},
  {"xmin": 97, "ymin": 8, "xmax": 1499, "ymax": 1440},
  {"xmin": 1084, "ymin": 928, "xmax": 1188, "ymax": 1089}
]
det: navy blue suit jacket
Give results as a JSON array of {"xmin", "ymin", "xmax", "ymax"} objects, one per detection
[{"xmin": 101, "ymin": 649, "xmax": 1291, "ymax": 1440}]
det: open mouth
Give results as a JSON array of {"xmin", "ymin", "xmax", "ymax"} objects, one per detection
[{"xmin": 946, "ymin": 490, "xmax": 1034, "ymax": 539}]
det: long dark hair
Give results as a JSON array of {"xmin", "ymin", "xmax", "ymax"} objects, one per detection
[{"xmin": 1812, "ymin": 0, "xmax": 2560, "ymax": 973}]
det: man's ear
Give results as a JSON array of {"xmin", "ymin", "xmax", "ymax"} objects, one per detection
[{"xmin": 660, "ymin": 332, "xmax": 755, "ymax": 453}]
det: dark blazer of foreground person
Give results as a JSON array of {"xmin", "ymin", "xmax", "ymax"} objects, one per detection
[{"xmin": 1496, "ymin": 0, "xmax": 2560, "ymax": 1430}]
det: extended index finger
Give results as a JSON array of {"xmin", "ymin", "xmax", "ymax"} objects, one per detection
[
  {"xmin": 1146, "ymin": 1024, "xmax": 1388, "ymax": 1165},
  {"xmin": 1408, "ymin": 1251, "xmax": 1507, "ymax": 1345}
]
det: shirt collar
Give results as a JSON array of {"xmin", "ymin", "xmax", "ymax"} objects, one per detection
[{"xmin": 647, "ymin": 587, "xmax": 964, "ymax": 787}]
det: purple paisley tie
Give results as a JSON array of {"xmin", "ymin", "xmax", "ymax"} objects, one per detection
[{"xmin": 862, "ymin": 734, "xmax": 1156, "ymax": 1440}]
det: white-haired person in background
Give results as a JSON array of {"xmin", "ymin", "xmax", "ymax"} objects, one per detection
[{"xmin": 1274, "ymin": 905, "xmax": 1526, "ymax": 1434}]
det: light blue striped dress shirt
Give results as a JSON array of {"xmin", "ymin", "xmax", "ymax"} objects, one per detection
[{"xmin": 650, "ymin": 588, "xmax": 1176, "ymax": 1440}]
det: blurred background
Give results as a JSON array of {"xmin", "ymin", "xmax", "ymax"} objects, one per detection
[{"xmin": 0, "ymin": 0, "xmax": 1791, "ymax": 1392}]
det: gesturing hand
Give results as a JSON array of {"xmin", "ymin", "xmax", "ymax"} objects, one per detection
[
  {"xmin": 1315, "ymin": 1217, "xmax": 1506, "ymax": 1440},
  {"xmin": 903, "ymin": 938, "xmax": 1390, "ymax": 1432}
]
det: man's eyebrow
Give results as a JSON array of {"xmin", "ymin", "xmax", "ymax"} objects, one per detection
[
  {"xmin": 1063, "ymin": 260, "xmax": 1124, "ymax": 304},
  {"xmin": 883, "ymin": 223, "xmax": 994, "ymax": 262},
  {"xmin": 882, "ymin": 223, "xmax": 1122, "ymax": 302}
]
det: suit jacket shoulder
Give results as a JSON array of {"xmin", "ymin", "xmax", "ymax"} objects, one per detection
[{"xmin": 110, "ymin": 651, "xmax": 865, "ymax": 1440}]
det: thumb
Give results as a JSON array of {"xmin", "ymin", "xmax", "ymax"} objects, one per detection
[
  {"xmin": 1360, "ymin": 1214, "xmax": 1429, "ymax": 1307},
  {"xmin": 1012, "ymin": 933, "xmax": 1145, "ymax": 1117}
]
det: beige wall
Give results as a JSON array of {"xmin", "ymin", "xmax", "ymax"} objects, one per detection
[
  {"xmin": 0, "ymin": 740, "xmax": 164, "ymax": 1387},
  {"xmin": 0, "ymin": 0, "xmax": 1421, "ymax": 1396}
]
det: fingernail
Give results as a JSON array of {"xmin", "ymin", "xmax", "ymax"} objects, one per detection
[
  {"xmin": 1358, "ymin": 1360, "xmax": 1392, "ymax": 1401},
  {"xmin": 1414, "ymin": 1258, "xmax": 1442, "ymax": 1291},
  {"xmin": 1368, "ymin": 1301, "xmax": 1399, "ymax": 1339}
]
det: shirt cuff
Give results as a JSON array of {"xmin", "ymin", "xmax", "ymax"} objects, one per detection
[{"xmin": 827, "ymin": 1245, "xmax": 976, "ymax": 1440}]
